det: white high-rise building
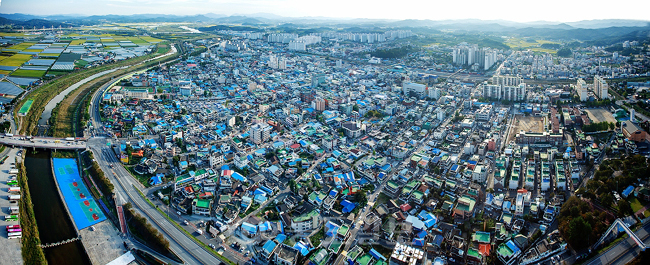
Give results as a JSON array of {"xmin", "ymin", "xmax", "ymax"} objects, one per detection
[
  {"xmin": 492, "ymin": 75, "xmax": 523, "ymax": 86},
  {"xmin": 251, "ymin": 123, "xmax": 272, "ymax": 144},
  {"xmin": 428, "ymin": 87, "xmax": 440, "ymax": 99},
  {"xmin": 576, "ymin": 78, "xmax": 588, "ymax": 101},
  {"xmin": 454, "ymin": 45, "xmax": 498, "ymax": 70},
  {"xmin": 482, "ymin": 81, "xmax": 526, "ymax": 101},
  {"xmin": 594, "ymin": 75, "xmax": 609, "ymax": 100}
]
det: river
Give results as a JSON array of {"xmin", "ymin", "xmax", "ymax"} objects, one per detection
[
  {"xmin": 38, "ymin": 67, "xmax": 125, "ymax": 126},
  {"xmin": 24, "ymin": 150, "xmax": 91, "ymax": 265}
]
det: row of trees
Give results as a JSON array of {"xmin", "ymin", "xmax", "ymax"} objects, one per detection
[
  {"xmin": 582, "ymin": 121, "xmax": 615, "ymax": 132},
  {"xmin": 123, "ymin": 202, "xmax": 171, "ymax": 254}
]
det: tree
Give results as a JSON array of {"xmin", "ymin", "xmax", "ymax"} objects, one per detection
[
  {"xmin": 557, "ymin": 48, "xmax": 572, "ymax": 57},
  {"xmin": 289, "ymin": 179, "xmax": 298, "ymax": 193},
  {"xmin": 354, "ymin": 190, "xmax": 368, "ymax": 207},
  {"xmin": 353, "ymin": 105, "xmax": 359, "ymax": 111},
  {"xmin": 618, "ymin": 199, "xmax": 633, "ymax": 217},
  {"xmin": 567, "ymin": 216, "xmax": 592, "ymax": 249},
  {"xmin": 600, "ymin": 193, "xmax": 614, "ymax": 208}
]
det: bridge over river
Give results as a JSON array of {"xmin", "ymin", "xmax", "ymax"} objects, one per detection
[{"xmin": 0, "ymin": 134, "xmax": 87, "ymax": 150}]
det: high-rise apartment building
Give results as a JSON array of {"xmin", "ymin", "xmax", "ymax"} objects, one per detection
[
  {"xmin": 482, "ymin": 82, "xmax": 527, "ymax": 101},
  {"xmin": 313, "ymin": 97, "xmax": 327, "ymax": 111},
  {"xmin": 576, "ymin": 78, "xmax": 589, "ymax": 101},
  {"xmin": 594, "ymin": 75, "xmax": 609, "ymax": 100},
  {"xmin": 453, "ymin": 45, "xmax": 498, "ymax": 71}
]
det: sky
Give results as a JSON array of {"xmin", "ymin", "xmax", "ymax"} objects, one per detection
[{"xmin": 1, "ymin": 0, "xmax": 649, "ymax": 23}]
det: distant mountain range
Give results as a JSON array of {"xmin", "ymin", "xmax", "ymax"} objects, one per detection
[
  {"xmin": 1, "ymin": 13, "xmax": 648, "ymax": 44},
  {"xmin": 1, "ymin": 13, "xmax": 648, "ymax": 29}
]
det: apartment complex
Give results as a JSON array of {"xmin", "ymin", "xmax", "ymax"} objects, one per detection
[{"xmin": 594, "ymin": 75, "xmax": 609, "ymax": 100}]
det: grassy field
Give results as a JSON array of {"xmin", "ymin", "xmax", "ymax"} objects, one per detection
[
  {"xmin": 11, "ymin": 69, "xmax": 46, "ymax": 78},
  {"xmin": 629, "ymin": 197, "xmax": 650, "ymax": 217},
  {"xmin": 0, "ymin": 70, "xmax": 11, "ymax": 75},
  {"xmin": 140, "ymin": 36, "xmax": 163, "ymax": 43},
  {"xmin": 0, "ymin": 33, "xmax": 30, "ymax": 37},
  {"xmin": 1, "ymin": 54, "xmax": 33, "ymax": 67}
]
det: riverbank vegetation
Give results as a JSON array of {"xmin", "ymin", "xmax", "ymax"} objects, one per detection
[
  {"xmin": 51, "ymin": 150, "xmax": 77, "ymax": 158},
  {"xmin": 123, "ymin": 202, "xmax": 173, "ymax": 258},
  {"xmin": 17, "ymin": 160, "xmax": 47, "ymax": 264}
]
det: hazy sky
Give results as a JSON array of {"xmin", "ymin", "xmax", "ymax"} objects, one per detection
[{"xmin": 1, "ymin": 0, "xmax": 649, "ymax": 22}]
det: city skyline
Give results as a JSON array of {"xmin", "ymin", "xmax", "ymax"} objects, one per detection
[{"xmin": 2, "ymin": 0, "xmax": 650, "ymax": 23}]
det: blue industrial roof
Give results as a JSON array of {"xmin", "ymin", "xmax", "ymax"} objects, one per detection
[{"xmin": 262, "ymin": 240, "xmax": 277, "ymax": 254}]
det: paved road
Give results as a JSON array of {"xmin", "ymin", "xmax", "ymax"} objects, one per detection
[
  {"xmin": 586, "ymin": 220, "xmax": 650, "ymax": 265},
  {"xmin": 90, "ymin": 140, "xmax": 223, "ymax": 265}
]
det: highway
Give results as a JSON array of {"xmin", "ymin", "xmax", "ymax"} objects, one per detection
[{"xmin": 586, "ymin": 220, "xmax": 650, "ymax": 265}]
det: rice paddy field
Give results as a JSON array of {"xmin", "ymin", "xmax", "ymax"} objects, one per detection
[
  {"xmin": 1, "ymin": 54, "xmax": 33, "ymax": 67},
  {"xmin": 11, "ymin": 69, "xmax": 46, "ymax": 78},
  {"xmin": 0, "ymin": 34, "xmax": 162, "ymax": 82}
]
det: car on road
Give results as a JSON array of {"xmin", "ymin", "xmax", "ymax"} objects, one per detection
[{"xmin": 209, "ymin": 244, "xmax": 216, "ymax": 249}]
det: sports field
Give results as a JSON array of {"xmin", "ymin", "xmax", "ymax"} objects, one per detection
[
  {"xmin": 18, "ymin": 99, "xmax": 33, "ymax": 115},
  {"xmin": 52, "ymin": 158, "xmax": 106, "ymax": 229}
]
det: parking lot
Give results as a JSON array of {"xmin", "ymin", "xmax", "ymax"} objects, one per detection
[{"xmin": 0, "ymin": 148, "xmax": 24, "ymax": 265}]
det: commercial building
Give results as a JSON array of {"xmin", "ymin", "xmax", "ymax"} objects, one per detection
[
  {"xmin": 622, "ymin": 120, "xmax": 649, "ymax": 142},
  {"xmin": 403, "ymin": 83, "xmax": 427, "ymax": 99},
  {"xmin": 476, "ymin": 104, "xmax": 493, "ymax": 121}
]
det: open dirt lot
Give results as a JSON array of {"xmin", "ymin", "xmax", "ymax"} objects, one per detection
[
  {"xmin": 507, "ymin": 115, "xmax": 546, "ymax": 143},
  {"xmin": 585, "ymin": 108, "xmax": 617, "ymax": 124}
]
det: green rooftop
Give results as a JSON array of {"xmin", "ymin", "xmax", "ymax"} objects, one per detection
[
  {"xmin": 472, "ymin": 231, "xmax": 490, "ymax": 243},
  {"xmin": 293, "ymin": 209, "xmax": 319, "ymax": 223},
  {"xmin": 338, "ymin": 225, "xmax": 350, "ymax": 237},
  {"xmin": 467, "ymin": 248, "xmax": 482, "ymax": 259},
  {"xmin": 329, "ymin": 240, "xmax": 342, "ymax": 253},
  {"xmin": 356, "ymin": 254, "xmax": 373, "ymax": 265},
  {"xmin": 498, "ymin": 243, "xmax": 514, "ymax": 257},
  {"xmin": 194, "ymin": 199, "xmax": 210, "ymax": 209}
]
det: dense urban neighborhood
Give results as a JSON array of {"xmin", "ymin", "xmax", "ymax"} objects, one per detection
[{"xmin": 1, "ymin": 12, "xmax": 650, "ymax": 265}]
